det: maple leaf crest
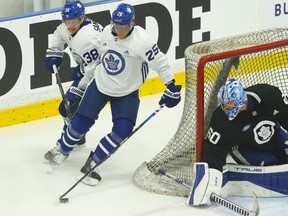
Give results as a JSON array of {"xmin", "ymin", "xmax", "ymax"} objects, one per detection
[
  {"xmin": 258, "ymin": 126, "xmax": 272, "ymax": 140},
  {"xmin": 105, "ymin": 54, "xmax": 119, "ymax": 71}
]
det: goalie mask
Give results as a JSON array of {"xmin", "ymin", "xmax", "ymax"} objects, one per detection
[{"xmin": 218, "ymin": 78, "xmax": 247, "ymax": 121}]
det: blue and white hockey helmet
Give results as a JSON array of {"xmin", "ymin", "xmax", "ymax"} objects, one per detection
[
  {"xmin": 112, "ymin": 3, "xmax": 135, "ymax": 25},
  {"xmin": 61, "ymin": 1, "xmax": 85, "ymax": 21},
  {"xmin": 218, "ymin": 78, "xmax": 247, "ymax": 120}
]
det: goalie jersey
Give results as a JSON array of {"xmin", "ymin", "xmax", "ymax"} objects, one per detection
[
  {"xmin": 94, "ymin": 25, "xmax": 174, "ymax": 97},
  {"xmin": 203, "ymin": 84, "xmax": 288, "ymax": 171}
]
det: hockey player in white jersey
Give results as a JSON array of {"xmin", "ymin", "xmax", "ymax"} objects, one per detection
[
  {"xmin": 44, "ymin": 1, "xmax": 102, "ymax": 161},
  {"xmin": 46, "ymin": 3, "xmax": 182, "ymax": 185}
]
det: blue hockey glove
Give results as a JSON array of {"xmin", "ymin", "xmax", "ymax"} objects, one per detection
[
  {"xmin": 159, "ymin": 80, "xmax": 181, "ymax": 108},
  {"xmin": 59, "ymin": 85, "xmax": 84, "ymax": 117},
  {"xmin": 45, "ymin": 49, "xmax": 63, "ymax": 73},
  {"xmin": 71, "ymin": 65, "xmax": 84, "ymax": 81}
]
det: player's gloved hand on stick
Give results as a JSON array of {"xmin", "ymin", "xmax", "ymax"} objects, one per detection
[
  {"xmin": 66, "ymin": 86, "xmax": 84, "ymax": 113},
  {"xmin": 159, "ymin": 79, "xmax": 181, "ymax": 108},
  {"xmin": 45, "ymin": 49, "xmax": 63, "ymax": 73},
  {"xmin": 71, "ymin": 65, "xmax": 84, "ymax": 80},
  {"xmin": 59, "ymin": 86, "xmax": 84, "ymax": 117}
]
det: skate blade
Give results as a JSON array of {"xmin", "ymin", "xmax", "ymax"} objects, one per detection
[{"xmin": 77, "ymin": 173, "xmax": 99, "ymax": 186}]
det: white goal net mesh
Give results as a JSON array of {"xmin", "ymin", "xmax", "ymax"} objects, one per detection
[{"xmin": 133, "ymin": 28, "xmax": 288, "ymax": 197}]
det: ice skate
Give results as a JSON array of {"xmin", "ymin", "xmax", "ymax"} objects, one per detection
[
  {"xmin": 44, "ymin": 140, "xmax": 69, "ymax": 166},
  {"xmin": 44, "ymin": 135, "xmax": 85, "ymax": 162},
  {"xmin": 44, "ymin": 140, "xmax": 61, "ymax": 161},
  {"xmin": 78, "ymin": 151, "xmax": 101, "ymax": 186},
  {"xmin": 49, "ymin": 151, "xmax": 69, "ymax": 167}
]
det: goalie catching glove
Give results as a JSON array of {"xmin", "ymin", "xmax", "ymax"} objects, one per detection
[
  {"xmin": 59, "ymin": 85, "xmax": 84, "ymax": 117},
  {"xmin": 45, "ymin": 49, "xmax": 63, "ymax": 73},
  {"xmin": 159, "ymin": 79, "xmax": 181, "ymax": 108},
  {"xmin": 188, "ymin": 162, "xmax": 222, "ymax": 206}
]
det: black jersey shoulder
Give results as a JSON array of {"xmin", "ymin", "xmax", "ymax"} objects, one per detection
[{"xmin": 245, "ymin": 84, "xmax": 283, "ymax": 108}]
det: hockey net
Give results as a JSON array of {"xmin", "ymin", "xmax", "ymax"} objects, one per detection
[{"xmin": 133, "ymin": 28, "xmax": 288, "ymax": 197}]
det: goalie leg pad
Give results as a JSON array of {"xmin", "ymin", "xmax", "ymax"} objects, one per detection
[
  {"xmin": 188, "ymin": 162, "xmax": 223, "ymax": 206},
  {"xmin": 222, "ymin": 163, "xmax": 288, "ymax": 197},
  {"xmin": 188, "ymin": 163, "xmax": 209, "ymax": 206}
]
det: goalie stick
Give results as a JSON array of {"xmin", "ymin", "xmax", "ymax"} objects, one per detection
[
  {"xmin": 52, "ymin": 64, "xmax": 74, "ymax": 119},
  {"xmin": 157, "ymin": 169, "xmax": 260, "ymax": 216},
  {"xmin": 59, "ymin": 104, "xmax": 166, "ymax": 203}
]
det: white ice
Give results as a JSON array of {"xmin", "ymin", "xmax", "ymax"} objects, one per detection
[{"xmin": 1, "ymin": 92, "xmax": 287, "ymax": 216}]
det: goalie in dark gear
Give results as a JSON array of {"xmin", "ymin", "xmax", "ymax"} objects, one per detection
[
  {"xmin": 204, "ymin": 77, "xmax": 288, "ymax": 171},
  {"xmin": 189, "ymin": 77, "xmax": 288, "ymax": 206}
]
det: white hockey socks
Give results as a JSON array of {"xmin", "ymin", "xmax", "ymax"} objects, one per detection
[{"xmin": 187, "ymin": 162, "xmax": 222, "ymax": 206}]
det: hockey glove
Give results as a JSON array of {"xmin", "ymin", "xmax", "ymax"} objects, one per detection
[
  {"xmin": 59, "ymin": 85, "xmax": 84, "ymax": 117},
  {"xmin": 45, "ymin": 49, "xmax": 63, "ymax": 73},
  {"xmin": 71, "ymin": 65, "xmax": 85, "ymax": 81},
  {"xmin": 159, "ymin": 80, "xmax": 181, "ymax": 108}
]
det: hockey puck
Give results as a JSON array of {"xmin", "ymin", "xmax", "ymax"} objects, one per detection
[{"xmin": 60, "ymin": 198, "xmax": 69, "ymax": 203}]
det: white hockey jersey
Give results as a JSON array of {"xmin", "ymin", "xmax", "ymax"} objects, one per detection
[
  {"xmin": 94, "ymin": 25, "xmax": 174, "ymax": 97},
  {"xmin": 49, "ymin": 18, "xmax": 103, "ymax": 90}
]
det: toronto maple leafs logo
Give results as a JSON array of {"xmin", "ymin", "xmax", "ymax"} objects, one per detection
[
  {"xmin": 102, "ymin": 50, "xmax": 125, "ymax": 75},
  {"xmin": 253, "ymin": 120, "xmax": 275, "ymax": 144},
  {"xmin": 105, "ymin": 55, "xmax": 119, "ymax": 71}
]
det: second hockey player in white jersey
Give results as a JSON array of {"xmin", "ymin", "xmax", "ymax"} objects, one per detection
[
  {"xmin": 44, "ymin": 1, "xmax": 103, "ymax": 161},
  {"xmin": 45, "ymin": 3, "xmax": 182, "ymax": 186}
]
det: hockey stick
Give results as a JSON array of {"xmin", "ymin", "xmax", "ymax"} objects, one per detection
[
  {"xmin": 52, "ymin": 64, "xmax": 73, "ymax": 119},
  {"xmin": 59, "ymin": 104, "xmax": 166, "ymax": 203},
  {"xmin": 158, "ymin": 169, "xmax": 260, "ymax": 216}
]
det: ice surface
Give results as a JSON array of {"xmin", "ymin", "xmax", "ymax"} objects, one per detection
[{"xmin": 0, "ymin": 93, "xmax": 287, "ymax": 216}]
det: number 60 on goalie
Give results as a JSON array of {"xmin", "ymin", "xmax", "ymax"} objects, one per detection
[{"xmin": 207, "ymin": 127, "xmax": 221, "ymax": 145}]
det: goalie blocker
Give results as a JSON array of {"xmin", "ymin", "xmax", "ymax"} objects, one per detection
[{"xmin": 188, "ymin": 162, "xmax": 288, "ymax": 206}]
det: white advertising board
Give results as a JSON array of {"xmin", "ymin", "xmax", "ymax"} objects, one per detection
[{"xmin": 0, "ymin": 0, "xmax": 287, "ymax": 109}]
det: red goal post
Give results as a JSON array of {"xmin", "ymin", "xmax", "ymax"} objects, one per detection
[{"xmin": 133, "ymin": 28, "xmax": 288, "ymax": 197}]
